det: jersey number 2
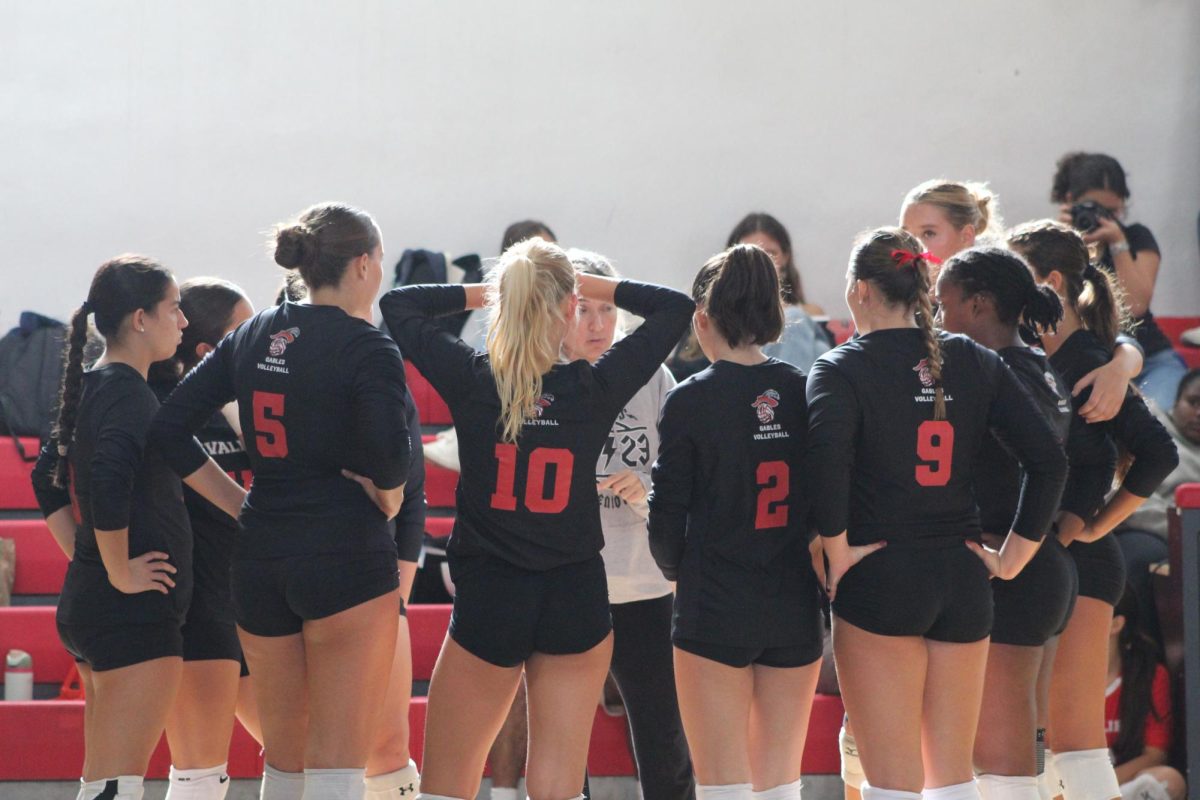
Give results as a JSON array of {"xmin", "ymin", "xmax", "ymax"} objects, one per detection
[
  {"xmin": 755, "ymin": 460, "xmax": 789, "ymax": 529},
  {"xmin": 253, "ymin": 391, "xmax": 288, "ymax": 458},
  {"xmin": 915, "ymin": 420, "xmax": 954, "ymax": 487},
  {"xmin": 490, "ymin": 443, "xmax": 575, "ymax": 514}
]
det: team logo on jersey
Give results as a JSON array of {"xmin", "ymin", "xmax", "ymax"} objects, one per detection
[
  {"xmin": 532, "ymin": 393, "xmax": 555, "ymax": 417},
  {"xmin": 913, "ymin": 358, "xmax": 934, "ymax": 388},
  {"xmin": 752, "ymin": 389, "xmax": 781, "ymax": 424},
  {"xmin": 268, "ymin": 327, "xmax": 300, "ymax": 357}
]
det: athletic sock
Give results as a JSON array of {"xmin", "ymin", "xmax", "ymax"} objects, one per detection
[
  {"xmin": 923, "ymin": 781, "xmax": 981, "ymax": 800},
  {"xmin": 165, "ymin": 763, "xmax": 230, "ymax": 799},
  {"xmin": 78, "ymin": 776, "xmax": 145, "ymax": 800},
  {"xmin": 978, "ymin": 774, "xmax": 1040, "ymax": 800},
  {"xmin": 262, "ymin": 764, "xmax": 306, "ymax": 800},
  {"xmin": 366, "ymin": 760, "xmax": 420, "ymax": 799},
  {"xmin": 696, "ymin": 783, "xmax": 754, "ymax": 800},
  {"xmin": 303, "ymin": 767, "xmax": 367, "ymax": 800},
  {"xmin": 862, "ymin": 784, "xmax": 922, "ymax": 800},
  {"xmin": 752, "ymin": 778, "xmax": 802, "ymax": 800},
  {"xmin": 1119, "ymin": 773, "xmax": 1170, "ymax": 800},
  {"xmin": 1053, "ymin": 749, "xmax": 1120, "ymax": 800}
]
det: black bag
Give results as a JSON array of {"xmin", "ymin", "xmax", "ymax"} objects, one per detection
[
  {"xmin": 393, "ymin": 249, "xmax": 483, "ymax": 338},
  {"xmin": 0, "ymin": 312, "xmax": 67, "ymax": 460}
]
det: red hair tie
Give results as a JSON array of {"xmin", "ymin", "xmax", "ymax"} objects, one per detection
[{"xmin": 890, "ymin": 249, "xmax": 943, "ymax": 267}]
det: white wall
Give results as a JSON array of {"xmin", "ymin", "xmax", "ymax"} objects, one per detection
[{"xmin": 3, "ymin": 0, "xmax": 1199, "ymax": 330}]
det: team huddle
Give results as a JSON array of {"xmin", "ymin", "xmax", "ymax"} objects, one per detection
[{"xmin": 30, "ymin": 162, "xmax": 1181, "ymax": 800}]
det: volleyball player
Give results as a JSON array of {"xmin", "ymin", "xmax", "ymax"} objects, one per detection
[
  {"xmin": 379, "ymin": 237, "xmax": 693, "ymax": 800},
  {"xmin": 934, "ymin": 247, "xmax": 1115, "ymax": 800},
  {"xmin": 1008, "ymin": 220, "xmax": 1178, "ymax": 800},
  {"xmin": 151, "ymin": 203, "xmax": 411, "ymax": 799},
  {"xmin": 31, "ymin": 256, "xmax": 243, "ymax": 800},
  {"xmin": 807, "ymin": 228, "xmax": 1068, "ymax": 800},
  {"xmin": 148, "ymin": 278, "xmax": 256, "ymax": 797},
  {"xmin": 649, "ymin": 244, "xmax": 823, "ymax": 800}
]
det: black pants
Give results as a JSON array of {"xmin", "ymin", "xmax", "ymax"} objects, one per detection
[
  {"xmin": 610, "ymin": 594, "xmax": 696, "ymax": 800},
  {"xmin": 1115, "ymin": 528, "xmax": 1167, "ymax": 646}
]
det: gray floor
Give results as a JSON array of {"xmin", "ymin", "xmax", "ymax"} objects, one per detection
[{"xmin": 0, "ymin": 775, "xmax": 845, "ymax": 799}]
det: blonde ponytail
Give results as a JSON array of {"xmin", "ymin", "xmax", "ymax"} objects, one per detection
[
  {"xmin": 486, "ymin": 238, "xmax": 577, "ymax": 444},
  {"xmin": 902, "ymin": 179, "xmax": 1005, "ymax": 242}
]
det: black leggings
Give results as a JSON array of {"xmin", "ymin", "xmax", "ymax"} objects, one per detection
[{"xmin": 609, "ymin": 594, "xmax": 696, "ymax": 800}]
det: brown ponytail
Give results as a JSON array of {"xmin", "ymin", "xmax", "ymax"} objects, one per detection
[
  {"xmin": 1007, "ymin": 220, "xmax": 1131, "ymax": 349},
  {"xmin": 692, "ymin": 244, "xmax": 785, "ymax": 348},
  {"xmin": 849, "ymin": 228, "xmax": 945, "ymax": 420}
]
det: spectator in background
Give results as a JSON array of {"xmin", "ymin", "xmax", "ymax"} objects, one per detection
[
  {"xmin": 1105, "ymin": 587, "xmax": 1186, "ymax": 800},
  {"xmin": 667, "ymin": 213, "xmax": 830, "ymax": 380},
  {"xmin": 1052, "ymin": 152, "xmax": 1186, "ymax": 411},
  {"xmin": 1116, "ymin": 368, "xmax": 1200, "ymax": 637}
]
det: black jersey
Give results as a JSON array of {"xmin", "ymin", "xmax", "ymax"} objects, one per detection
[
  {"xmin": 1048, "ymin": 330, "xmax": 1178, "ymax": 500},
  {"xmin": 151, "ymin": 379, "xmax": 249, "ymax": 622},
  {"xmin": 974, "ymin": 347, "xmax": 1078, "ymax": 538},
  {"xmin": 31, "ymin": 364, "xmax": 193, "ymax": 626},
  {"xmin": 807, "ymin": 329, "xmax": 1067, "ymax": 546},
  {"xmin": 380, "ymin": 281, "xmax": 694, "ymax": 571},
  {"xmin": 391, "ymin": 390, "xmax": 427, "ymax": 555},
  {"xmin": 649, "ymin": 359, "xmax": 820, "ymax": 647},
  {"xmin": 150, "ymin": 302, "xmax": 412, "ymax": 559}
]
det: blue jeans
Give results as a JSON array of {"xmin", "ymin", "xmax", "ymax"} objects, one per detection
[{"xmin": 1137, "ymin": 348, "xmax": 1188, "ymax": 411}]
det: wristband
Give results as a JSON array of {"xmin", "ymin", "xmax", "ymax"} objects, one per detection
[{"xmin": 1109, "ymin": 240, "xmax": 1131, "ymax": 257}]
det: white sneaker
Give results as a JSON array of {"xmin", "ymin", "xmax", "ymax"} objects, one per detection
[
  {"xmin": 1180, "ymin": 326, "xmax": 1200, "ymax": 348},
  {"xmin": 424, "ymin": 428, "xmax": 460, "ymax": 472}
]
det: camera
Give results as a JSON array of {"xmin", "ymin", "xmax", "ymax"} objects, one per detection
[{"xmin": 1070, "ymin": 200, "xmax": 1113, "ymax": 234}]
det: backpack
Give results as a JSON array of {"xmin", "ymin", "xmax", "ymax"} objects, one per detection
[
  {"xmin": 0, "ymin": 312, "xmax": 67, "ymax": 460},
  {"xmin": 393, "ymin": 249, "xmax": 483, "ymax": 338}
]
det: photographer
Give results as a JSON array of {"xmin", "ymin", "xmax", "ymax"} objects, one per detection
[{"xmin": 1054, "ymin": 152, "xmax": 1187, "ymax": 410}]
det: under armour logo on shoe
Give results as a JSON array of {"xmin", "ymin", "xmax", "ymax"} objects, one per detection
[{"xmin": 398, "ymin": 784, "xmax": 416, "ymax": 796}]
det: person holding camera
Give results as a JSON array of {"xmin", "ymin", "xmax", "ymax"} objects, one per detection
[{"xmin": 1053, "ymin": 152, "xmax": 1186, "ymax": 411}]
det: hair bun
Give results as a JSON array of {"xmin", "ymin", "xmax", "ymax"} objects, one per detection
[{"xmin": 274, "ymin": 224, "xmax": 319, "ymax": 270}]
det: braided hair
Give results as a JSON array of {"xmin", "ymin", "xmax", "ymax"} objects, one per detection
[{"xmin": 849, "ymin": 227, "xmax": 946, "ymax": 419}]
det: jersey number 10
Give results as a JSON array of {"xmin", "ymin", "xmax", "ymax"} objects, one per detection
[
  {"xmin": 490, "ymin": 443, "xmax": 575, "ymax": 514},
  {"xmin": 915, "ymin": 420, "xmax": 954, "ymax": 487}
]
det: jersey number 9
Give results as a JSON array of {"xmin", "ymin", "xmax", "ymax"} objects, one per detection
[
  {"xmin": 915, "ymin": 420, "xmax": 954, "ymax": 487},
  {"xmin": 491, "ymin": 443, "xmax": 575, "ymax": 514},
  {"xmin": 253, "ymin": 391, "xmax": 288, "ymax": 458}
]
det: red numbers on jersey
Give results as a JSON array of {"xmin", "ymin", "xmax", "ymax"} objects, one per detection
[
  {"xmin": 490, "ymin": 443, "xmax": 575, "ymax": 514},
  {"xmin": 915, "ymin": 420, "xmax": 954, "ymax": 487},
  {"xmin": 252, "ymin": 391, "xmax": 288, "ymax": 458},
  {"xmin": 754, "ymin": 460, "xmax": 789, "ymax": 530}
]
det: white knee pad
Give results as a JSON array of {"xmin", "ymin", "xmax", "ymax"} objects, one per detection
[
  {"xmin": 262, "ymin": 764, "xmax": 306, "ymax": 800},
  {"xmin": 978, "ymin": 775, "xmax": 1040, "ymax": 800},
  {"xmin": 77, "ymin": 777, "xmax": 145, "ymax": 800},
  {"xmin": 303, "ymin": 767, "xmax": 367, "ymax": 800},
  {"xmin": 696, "ymin": 783, "xmax": 754, "ymax": 800},
  {"xmin": 366, "ymin": 760, "xmax": 420, "ymax": 799},
  {"xmin": 752, "ymin": 778, "xmax": 802, "ymax": 800},
  {"xmin": 923, "ymin": 780, "xmax": 981, "ymax": 800},
  {"xmin": 165, "ymin": 762, "xmax": 230, "ymax": 800},
  {"xmin": 1119, "ymin": 773, "xmax": 1170, "ymax": 800},
  {"xmin": 861, "ymin": 784, "xmax": 921, "ymax": 800},
  {"xmin": 841, "ymin": 726, "xmax": 866, "ymax": 793},
  {"xmin": 1052, "ymin": 750, "xmax": 1119, "ymax": 800}
]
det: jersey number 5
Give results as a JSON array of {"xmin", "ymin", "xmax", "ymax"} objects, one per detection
[
  {"xmin": 491, "ymin": 443, "xmax": 575, "ymax": 514},
  {"xmin": 253, "ymin": 391, "xmax": 288, "ymax": 458},
  {"xmin": 755, "ymin": 460, "xmax": 789, "ymax": 530},
  {"xmin": 915, "ymin": 420, "xmax": 954, "ymax": 487}
]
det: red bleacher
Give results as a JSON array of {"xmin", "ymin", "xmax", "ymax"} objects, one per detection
[
  {"xmin": 0, "ymin": 437, "xmax": 39, "ymax": 510},
  {"xmin": 407, "ymin": 362, "xmax": 453, "ymax": 427},
  {"xmin": 1, "ymin": 519, "xmax": 69, "ymax": 595}
]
